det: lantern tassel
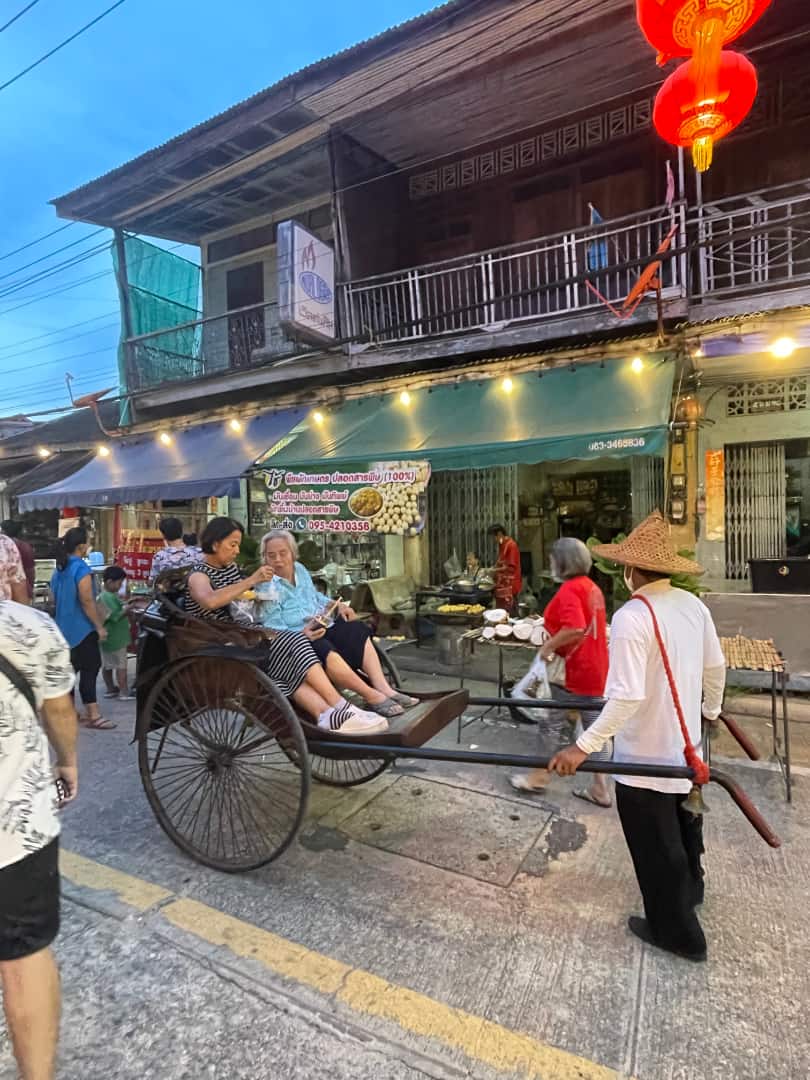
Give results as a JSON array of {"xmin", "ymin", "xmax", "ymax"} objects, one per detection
[{"xmin": 692, "ymin": 135, "xmax": 714, "ymax": 172}]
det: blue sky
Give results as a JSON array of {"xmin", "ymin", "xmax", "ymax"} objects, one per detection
[{"xmin": 0, "ymin": 0, "xmax": 431, "ymax": 419}]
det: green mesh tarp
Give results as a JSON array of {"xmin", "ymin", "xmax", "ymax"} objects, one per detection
[{"xmin": 113, "ymin": 235, "xmax": 201, "ymax": 423}]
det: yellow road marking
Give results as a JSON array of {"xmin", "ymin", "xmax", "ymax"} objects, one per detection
[
  {"xmin": 60, "ymin": 850, "xmax": 172, "ymax": 911},
  {"xmin": 62, "ymin": 852, "xmax": 622, "ymax": 1080}
]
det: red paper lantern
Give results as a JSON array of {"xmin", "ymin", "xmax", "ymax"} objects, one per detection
[
  {"xmin": 636, "ymin": 0, "xmax": 773, "ymax": 65},
  {"xmin": 653, "ymin": 49, "xmax": 758, "ymax": 171}
]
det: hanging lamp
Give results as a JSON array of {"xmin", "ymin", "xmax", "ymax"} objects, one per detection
[{"xmin": 653, "ymin": 49, "xmax": 758, "ymax": 171}]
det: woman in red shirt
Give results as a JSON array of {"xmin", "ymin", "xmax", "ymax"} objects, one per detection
[{"xmin": 511, "ymin": 537, "xmax": 611, "ymax": 807}]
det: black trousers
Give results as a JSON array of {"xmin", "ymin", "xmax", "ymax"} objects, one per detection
[
  {"xmin": 616, "ymin": 783, "xmax": 706, "ymax": 956},
  {"xmin": 69, "ymin": 630, "xmax": 101, "ymax": 706}
]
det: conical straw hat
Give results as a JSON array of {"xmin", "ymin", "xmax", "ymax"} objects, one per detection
[{"xmin": 591, "ymin": 511, "xmax": 704, "ymax": 576}]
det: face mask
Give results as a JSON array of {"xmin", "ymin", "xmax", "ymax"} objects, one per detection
[{"xmin": 623, "ymin": 568, "xmax": 635, "ymax": 594}]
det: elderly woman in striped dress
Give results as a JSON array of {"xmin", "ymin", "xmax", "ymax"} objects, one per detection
[{"xmin": 186, "ymin": 518, "xmax": 386, "ymax": 736}]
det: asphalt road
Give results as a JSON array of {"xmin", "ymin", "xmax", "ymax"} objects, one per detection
[{"xmin": 1, "ymin": 675, "xmax": 807, "ymax": 1080}]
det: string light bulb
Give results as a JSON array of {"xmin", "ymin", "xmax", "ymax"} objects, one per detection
[
  {"xmin": 631, "ymin": 356, "xmax": 644, "ymax": 374},
  {"xmin": 399, "ymin": 390, "xmax": 411, "ymax": 406},
  {"xmin": 501, "ymin": 376, "xmax": 514, "ymax": 393},
  {"xmin": 158, "ymin": 431, "xmax": 172, "ymax": 446},
  {"xmin": 312, "ymin": 410, "xmax": 325, "ymax": 426},
  {"xmin": 37, "ymin": 446, "xmax": 50, "ymax": 459},
  {"xmin": 228, "ymin": 418, "xmax": 243, "ymax": 433},
  {"xmin": 769, "ymin": 336, "xmax": 796, "ymax": 359},
  {"xmin": 97, "ymin": 445, "xmax": 110, "ymax": 458}
]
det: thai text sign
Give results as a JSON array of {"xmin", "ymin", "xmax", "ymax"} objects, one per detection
[
  {"xmin": 277, "ymin": 220, "xmax": 335, "ymax": 343},
  {"xmin": 705, "ymin": 449, "xmax": 725, "ymax": 542},
  {"xmin": 260, "ymin": 461, "xmax": 430, "ymax": 535}
]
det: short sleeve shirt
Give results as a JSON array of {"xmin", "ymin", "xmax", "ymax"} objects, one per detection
[
  {"xmin": 543, "ymin": 576, "xmax": 608, "ymax": 697},
  {"xmin": 0, "ymin": 601, "xmax": 75, "ymax": 869},
  {"xmin": 51, "ymin": 556, "xmax": 95, "ymax": 648},
  {"xmin": 0, "ymin": 533, "xmax": 26, "ymax": 601},
  {"xmin": 149, "ymin": 545, "xmax": 203, "ymax": 583},
  {"xmin": 99, "ymin": 591, "xmax": 130, "ymax": 651}
]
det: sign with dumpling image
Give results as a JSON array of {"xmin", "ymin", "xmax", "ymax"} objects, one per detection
[{"xmin": 260, "ymin": 461, "xmax": 430, "ymax": 536}]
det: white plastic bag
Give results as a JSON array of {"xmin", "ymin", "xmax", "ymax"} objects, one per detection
[{"xmin": 509, "ymin": 655, "xmax": 552, "ymax": 724}]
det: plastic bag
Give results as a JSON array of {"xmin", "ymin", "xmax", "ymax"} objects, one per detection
[
  {"xmin": 509, "ymin": 655, "xmax": 552, "ymax": 724},
  {"xmin": 443, "ymin": 549, "xmax": 462, "ymax": 580}
]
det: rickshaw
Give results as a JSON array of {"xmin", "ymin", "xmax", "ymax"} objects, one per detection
[{"xmin": 135, "ymin": 571, "xmax": 781, "ymax": 873}]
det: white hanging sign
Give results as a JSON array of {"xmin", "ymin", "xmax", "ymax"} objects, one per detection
[{"xmin": 277, "ymin": 220, "xmax": 336, "ymax": 344}]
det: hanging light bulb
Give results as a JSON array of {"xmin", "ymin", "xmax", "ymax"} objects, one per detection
[
  {"xmin": 501, "ymin": 376, "xmax": 514, "ymax": 393},
  {"xmin": 769, "ymin": 336, "xmax": 796, "ymax": 359},
  {"xmin": 631, "ymin": 356, "xmax": 645, "ymax": 374},
  {"xmin": 158, "ymin": 431, "xmax": 172, "ymax": 446},
  {"xmin": 97, "ymin": 445, "xmax": 111, "ymax": 458},
  {"xmin": 399, "ymin": 390, "xmax": 411, "ymax": 406},
  {"xmin": 37, "ymin": 446, "xmax": 51, "ymax": 459},
  {"xmin": 312, "ymin": 410, "xmax": 325, "ymax": 426},
  {"xmin": 228, "ymin": 417, "xmax": 243, "ymax": 433}
]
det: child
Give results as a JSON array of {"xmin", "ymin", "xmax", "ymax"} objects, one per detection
[{"xmin": 98, "ymin": 566, "xmax": 131, "ymax": 699}]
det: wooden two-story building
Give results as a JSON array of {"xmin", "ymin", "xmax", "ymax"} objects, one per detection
[{"xmin": 21, "ymin": 0, "xmax": 810, "ymax": 594}]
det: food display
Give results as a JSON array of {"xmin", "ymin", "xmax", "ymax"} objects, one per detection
[
  {"xmin": 495, "ymin": 624, "xmax": 513, "ymax": 639},
  {"xmin": 512, "ymin": 621, "xmax": 534, "ymax": 641},
  {"xmin": 436, "ymin": 603, "xmax": 485, "ymax": 615},
  {"xmin": 483, "ymin": 608, "xmax": 509, "ymax": 625},
  {"xmin": 482, "ymin": 626, "xmax": 497, "ymax": 640},
  {"xmin": 348, "ymin": 487, "xmax": 384, "ymax": 518}
]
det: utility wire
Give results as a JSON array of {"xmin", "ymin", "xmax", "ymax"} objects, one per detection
[
  {"xmin": 0, "ymin": 228, "xmax": 107, "ymax": 284},
  {"xmin": 0, "ymin": 0, "xmax": 42, "ymax": 35},
  {"xmin": 0, "ymin": 0, "xmax": 128, "ymax": 94},
  {"xmin": 0, "ymin": 222, "xmax": 76, "ymax": 263}
]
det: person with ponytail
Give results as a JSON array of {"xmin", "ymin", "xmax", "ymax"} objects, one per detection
[{"xmin": 50, "ymin": 527, "xmax": 113, "ymax": 730}]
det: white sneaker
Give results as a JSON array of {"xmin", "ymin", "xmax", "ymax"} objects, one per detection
[{"xmin": 317, "ymin": 702, "xmax": 389, "ymax": 736}]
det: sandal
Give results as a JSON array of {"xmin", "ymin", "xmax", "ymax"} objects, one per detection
[
  {"xmin": 389, "ymin": 692, "xmax": 419, "ymax": 708},
  {"xmin": 572, "ymin": 786, "xmax": 611, "ymax": 808},
  {"xmin": 369, "ymin": 697, "xmax": 404, "ymax": 718},
  {"xmin": 81, "ymin": 716, "xmax": 117, "ymax": 730},
  {"xmin": 509, "ymin": 774, "xmax": 546, "ymax": 794}
]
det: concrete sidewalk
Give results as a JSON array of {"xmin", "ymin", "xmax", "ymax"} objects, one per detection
[{"xmin": 1, "ymin": 679, "xmax": 806, "ymax": 1080}]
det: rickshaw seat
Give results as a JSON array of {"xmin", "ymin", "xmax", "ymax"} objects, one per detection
[{"xmin": 299, "ymin": 689, "xmax": 469, "ymax": 748}]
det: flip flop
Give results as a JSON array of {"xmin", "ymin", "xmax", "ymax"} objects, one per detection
[
  {"xmin": 572, "ymin": 786, "xmax": 611, "ymax": 808},
  {"xmin": 389, "ymin": 692, "xmax": 419, "ymax": 708},
  {"xmin": 509, "ymin": 774, "xmax": 546, "ymax": 794},
  {"xmin": 370, "ymin": 697, "xmax": 405, "ymax": 718},
  {"xmin": 81, "ymin": 716, "xmax": 117, "ymax": 730}
]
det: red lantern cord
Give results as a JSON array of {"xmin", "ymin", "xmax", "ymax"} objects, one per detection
[
  {"xmin": 636, "ymin": 0, "xmax": 773, "ymax": 66},
  {"xmin": 653, "ymin": 49, "xmax": 758, "ymax": 171}
]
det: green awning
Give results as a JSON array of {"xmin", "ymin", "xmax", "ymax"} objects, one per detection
[{"xmin": 261, "ymin": 359, "xmax": 674, "ymax": 471}]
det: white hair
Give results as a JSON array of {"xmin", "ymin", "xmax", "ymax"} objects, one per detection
[
  {"xmin": 261, "ymin": 529, "xmax": 299, "ymax": 561},
  {"xmin": 550, "ymin": 537, "xmax": 593, "ymax": 579}
]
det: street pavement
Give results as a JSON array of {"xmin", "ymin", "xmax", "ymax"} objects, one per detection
[{"xmin": 1, "ymin": 672, "xmax": 807, "ymax": 1080}]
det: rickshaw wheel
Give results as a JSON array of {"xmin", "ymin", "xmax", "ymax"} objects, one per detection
[
  {"xmin": 307, "ymin": 751, "xmax": 392, "ymax": 787},
  {"xmin": 293, "ymin": 639, "xmax": 400, "ymax": 786},
  {"xmin": 138, "ymin": 656, "xmax": 310, "ymax": 872}
]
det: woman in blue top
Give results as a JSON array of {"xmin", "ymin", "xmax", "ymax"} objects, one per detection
[
  {"xmin": 50, "ymin": 526, "xmax": 114, "ymax": 729},
  {"xmin": 257, "ymin": 530, "xmax": 418, "ymax": 719}
]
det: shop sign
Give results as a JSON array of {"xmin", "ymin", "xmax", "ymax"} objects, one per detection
[
  {"xmin": 704, "ymin": 449, "xmax": 725, "ymax": 541},
  {"xmin": 259, "ymin": 461, "xmax": 431, "ymax": 536},
  {"xmin": 117, "ymin": 536, "xmax": 163, "ymax": 581},
  {"xmin": 277, "ymin": 221, "xmax": 335, "ymax": 344}
]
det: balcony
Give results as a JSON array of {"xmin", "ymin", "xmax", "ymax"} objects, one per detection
[
  {"xmin": 123, "ymin": 178, "xmax": 810, "ymax": 407},
  {"xmin": 695, "ymin": 178, "xmax": 810, "ymax": 305},
  {"xmin": 344, "ymin": 206, "xmax": 686, "ymax": 346}
]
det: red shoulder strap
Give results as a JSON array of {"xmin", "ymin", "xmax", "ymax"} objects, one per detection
[{"xmin": 633, "ymin": 592, "xmax": 710, "ymax": 786}]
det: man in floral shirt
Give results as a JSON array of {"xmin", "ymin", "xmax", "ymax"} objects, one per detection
[
  {"xmin": 0, "ymin": 532, "xmax": 27, "ymax": 603},
  {"xmin": 0, "ymin": 600, "xmax": 78, "ymax": 1078}
]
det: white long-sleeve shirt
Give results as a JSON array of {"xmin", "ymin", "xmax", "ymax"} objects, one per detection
[{"xmin": 576, "ymin": 580, "xmax": 726, "ymax": 794}]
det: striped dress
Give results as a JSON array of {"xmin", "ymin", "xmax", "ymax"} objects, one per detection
[{"xmin": 186, "ymin": 561, "xmax": 319, "ymax": 697}]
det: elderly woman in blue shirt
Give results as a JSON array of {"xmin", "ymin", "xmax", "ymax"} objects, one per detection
[{"xmin": 256, "ymin": 530, "xmax": 417, "ymax": 718}]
